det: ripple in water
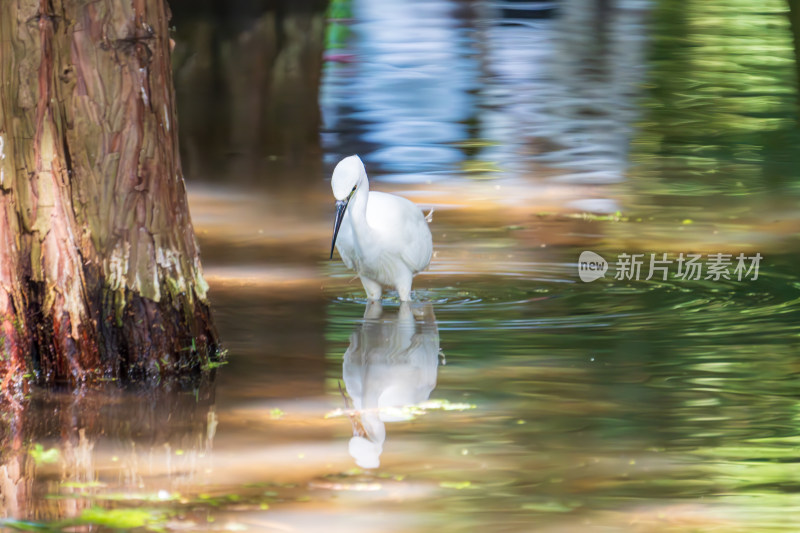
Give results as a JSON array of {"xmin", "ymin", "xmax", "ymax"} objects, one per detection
[{"xmin": 327, "ymin": 259, "xmax": 800, "ymax": 339}]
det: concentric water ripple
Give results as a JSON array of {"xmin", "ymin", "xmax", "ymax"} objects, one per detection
[{"xmin": 326, "ymin": 255, "xmax": 800, "ymax": 341}]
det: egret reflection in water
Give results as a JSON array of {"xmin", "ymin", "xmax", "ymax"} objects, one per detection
[{"xmin": 341, "ymin": 301, "xmax": 439, "ymax": 469}]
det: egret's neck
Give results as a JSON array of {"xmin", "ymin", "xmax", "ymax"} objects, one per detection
[{"xmin": 349, "ymin": 173, "xmax": 370, "ymax": 225}]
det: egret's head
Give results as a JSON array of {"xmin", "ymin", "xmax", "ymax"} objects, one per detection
[
  {"xmin": 329, "ymin": 155, "xmax": 366, "ymax": 259},
  {"xmin": 331, "ymin": 155, "xmax": 366, "ymax": 200}
]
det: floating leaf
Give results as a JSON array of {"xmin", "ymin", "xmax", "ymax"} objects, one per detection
[
  {"xmin": 325, "ymin": 399, "xmax": 475, "ymax": 420},
  {"xmin": 565, "ymin": 212, "xmax": 628, "ymax": 222},
  {"xmin": 461, "ymin": 160, "xmax": 502, "ymax": 173},
  {"xmin": 60, "ymin": 481, "xmax": 106, "ymax": 489},
  {"xmin": 80, "ymin": 507, "xmax": 162, "ymax": 529},
  {"xmin": 439, "ymin": 481, "xmax": 473, "ymax": 490},
  {"xmin": 521, "ymin": 500, "xmax": 578, "ymax": 513},
  {"xmin": 30, "ymin": 444, "xmax": 59, "ymax": 466}
]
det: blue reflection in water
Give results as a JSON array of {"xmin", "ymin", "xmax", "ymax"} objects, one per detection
[
  {"xmin": 323, "ymin": 0, "xmax": 477, "ymax": 177},
  {"xmin": 322, "ymin": 0, "xmax": 649, "ymax": 191}
]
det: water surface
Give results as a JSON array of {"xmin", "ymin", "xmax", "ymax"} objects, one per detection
[{"xmin": 3, "ymin": 0, "xmax": 800, "ymax": 532}]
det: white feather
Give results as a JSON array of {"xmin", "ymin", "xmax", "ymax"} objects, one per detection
[{"xmin": 331, "ymin": 156, "xmax": 432, "ymax": 301}]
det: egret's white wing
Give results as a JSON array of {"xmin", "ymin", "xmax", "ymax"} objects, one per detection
[{"xmin": 365, "ymin": 192, "xmax": 433, "ymax": 274}]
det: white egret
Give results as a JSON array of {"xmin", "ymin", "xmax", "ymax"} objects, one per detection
[{"xmin": 329, "ymin": 155, "xmax": 432, "ymax": 301}]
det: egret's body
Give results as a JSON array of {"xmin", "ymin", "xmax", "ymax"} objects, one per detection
[{"xmin": 330, "ymin": 155, "xmax": 432, "ymax": 301}]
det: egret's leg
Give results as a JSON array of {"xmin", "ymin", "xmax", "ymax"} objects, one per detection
[
  {"xmin": 396, "ymin": 271, "xmax": 413, "ymax": 302},
  {"xmin": 363, "ymin": 299, "xmax": 383, "ymax": 319},
  {"xmin": 397, "ymin": 301, "xmax": 414, "ymax": 323},
  {"xmin": 360, "ymin": 276, "xmax": 383, "ymax": 301},
  {"xmin": 396, "ymin": 301, "xmax": 416, "ymax": 347}
]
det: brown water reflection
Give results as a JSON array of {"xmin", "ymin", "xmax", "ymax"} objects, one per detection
[
  {"xmin": 0, "ymin": 384, "xmax": 216, "ymax": 524},
  {"xmin": 4, "ymin": 169, "xmax": 798, "ymax": 531}
]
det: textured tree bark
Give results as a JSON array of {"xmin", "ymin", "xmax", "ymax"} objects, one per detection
[{"xmin": 0, "ymin": 0, "xmax": 218, "ymax": 391}]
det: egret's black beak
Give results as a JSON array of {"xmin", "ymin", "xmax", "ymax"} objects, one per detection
[{"xmin": 330, "ymin": 199, "xmax": 349, "ymax": 259}]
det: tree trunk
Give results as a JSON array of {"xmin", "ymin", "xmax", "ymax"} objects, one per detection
[{"xmin": 0, "ymin": 0, "xmax": 218, "ymax": 391}]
